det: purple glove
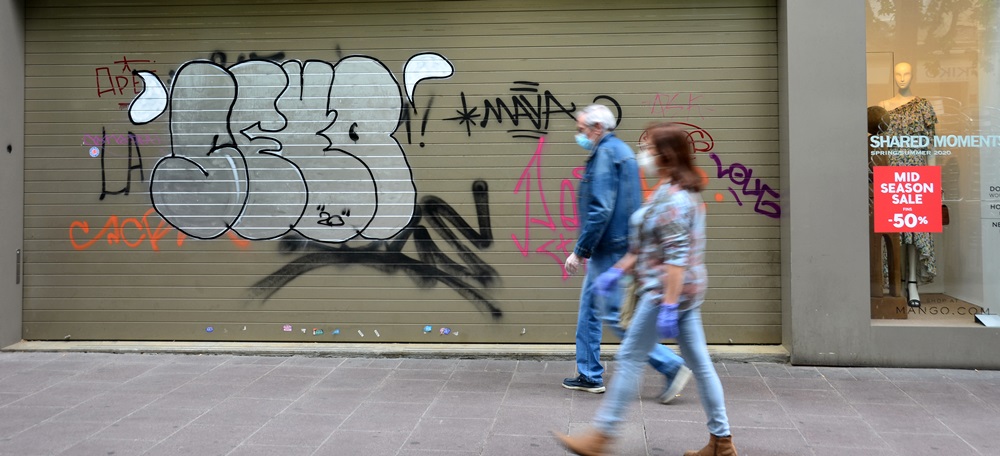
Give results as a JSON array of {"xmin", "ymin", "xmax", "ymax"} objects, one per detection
[
  {"xmin": 657, "ymin": 303, "xmax": 680, "ymax": 339},
  {"xmin": 594, "ymin": 267, "xmax": 624, "ymax": 297}
]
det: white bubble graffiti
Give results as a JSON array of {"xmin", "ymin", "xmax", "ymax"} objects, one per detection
[
  {"xmin": 403, "ymin": 52, "xmax": 455, "ymax": 110},
  {"xmin": 135, "ymin": 53, "xmax": 452, "ymax": 243},
  {"xmin": 127, "ymin": 71, "xmax": 168, "ymax": 125}
]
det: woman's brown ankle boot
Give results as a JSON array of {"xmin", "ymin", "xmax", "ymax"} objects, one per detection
[
  {"xmin": 552, "ymin": 427, "xmax": 614, "ymax": 456},
  {"xmin": 683, "ymin": 433, "xmax": 738, "ymax": 456}
]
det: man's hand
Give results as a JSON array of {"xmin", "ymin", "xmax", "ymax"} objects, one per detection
[
  {"xmin": 594, "ymin": 267, "xmax": 624, "ymax": 296},
  {"xmin": 564, "ymin": 253, "xmax": 583, "ymax": 275}
]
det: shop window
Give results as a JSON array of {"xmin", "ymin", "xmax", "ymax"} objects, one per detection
[{"xmin": 866, "ymin": 0, "xmax": 1000, "ymax": 327}]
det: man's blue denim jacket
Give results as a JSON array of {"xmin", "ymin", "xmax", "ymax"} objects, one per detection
[{"xmin": 573, "ymin": 132, "xmax": 642, "ymax": 259}]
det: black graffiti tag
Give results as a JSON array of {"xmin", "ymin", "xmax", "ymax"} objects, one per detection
[
  {"xmin": 249, "ymin": 180, "xmax": 502, "ymax": 318},
  {"xmin": 446, "ymin": 81, "xmax": 620, "ymax": 139}
]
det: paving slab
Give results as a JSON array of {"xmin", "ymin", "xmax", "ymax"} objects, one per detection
[{"xmin": 0, "ymin": 349, "xmax": 997, "ymax": 455}]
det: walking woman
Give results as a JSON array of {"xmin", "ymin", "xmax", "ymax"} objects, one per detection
[{"xmin": 554, "ymin": 123, "xmax": 737, "ymax": 456}]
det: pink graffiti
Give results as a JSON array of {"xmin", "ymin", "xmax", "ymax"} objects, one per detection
[
  {"xmin": 641, "ymin": 92, "xmax": 715, "ymax": 120},
  {"xmin": 512, "ymin": 137, "xmax": 582, "ymax": 280}
]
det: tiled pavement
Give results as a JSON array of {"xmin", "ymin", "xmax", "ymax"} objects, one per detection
[{"xmin": 0, "ymin": 351, "xmax": 998, "ymax": 455}]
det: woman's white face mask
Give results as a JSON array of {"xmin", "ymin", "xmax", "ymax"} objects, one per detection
[{"xmin": 637, "ymin": 145, "xmax": 658, "ymax": 174}]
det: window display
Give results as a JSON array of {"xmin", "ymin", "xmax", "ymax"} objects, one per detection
[{"xmin": 866, "ymin": 0, "xmax": 998, "ymax": 326}]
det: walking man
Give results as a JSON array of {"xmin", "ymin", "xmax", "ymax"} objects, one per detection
[{"xmin": 563, "ymin": 104, "xmax": 691, "ymax": 401}]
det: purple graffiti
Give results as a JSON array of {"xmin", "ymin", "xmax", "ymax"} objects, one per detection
[
  {"xmin": 84, "ymin": 132, "xmax": 159, "ymax": 147},
  {"xmin": 708, "ymin": 153, "xmax": 781, "ymax": 219}
]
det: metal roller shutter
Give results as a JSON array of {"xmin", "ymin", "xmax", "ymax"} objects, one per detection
[{"xmin": 22, "ymin": 0, "xmax": 780, "ymax": 344}]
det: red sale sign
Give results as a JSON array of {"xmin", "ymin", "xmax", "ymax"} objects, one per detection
[{"xmin": 873, "ymin": 166, "xmax": 942, "ymax": 232}]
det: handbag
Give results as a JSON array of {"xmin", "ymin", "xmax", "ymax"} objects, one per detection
[
  {"xmin": 618, "ymin": 278, "xmax": 640, "ymax": 331},
  {"xmin": 618, "ymin": 198, "xmax": 662, "ymax": 331}
]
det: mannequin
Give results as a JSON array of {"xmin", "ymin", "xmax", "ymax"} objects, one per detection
[{"xmin": 878, "ymin": 61, "xmax": 939, "ymax": 307}]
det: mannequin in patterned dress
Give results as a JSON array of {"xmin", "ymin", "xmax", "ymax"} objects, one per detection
[{"xmin": 878, "ymin": 61, "xmax": 938, "ymax": 307}]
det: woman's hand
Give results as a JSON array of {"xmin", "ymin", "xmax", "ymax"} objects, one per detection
[
  {"xmin": 595, "ymin": 267, "xmax": 624, "ymax": 296},
  {"xmin": 657, "ymin": 303, "xmax": 680, "ymax": 339},
  {"xmin": 613, "ymin": 253, "xmax": 638, "ymax": 274}
]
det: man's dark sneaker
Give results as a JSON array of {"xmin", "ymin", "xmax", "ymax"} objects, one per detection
[{"xmin": 562, "ymin": 374, "xmax": 606, "ymax": 393}]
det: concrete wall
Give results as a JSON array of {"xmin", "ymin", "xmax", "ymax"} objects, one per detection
[
  {"xmin": 780, "ymin": 0, "xmax": 872, "ymax": 366},
  {"xmin": 0, "ymin": 0, "xmax": 25, "ymax": 348}
]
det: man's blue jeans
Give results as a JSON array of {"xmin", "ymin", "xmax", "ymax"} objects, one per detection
[{"xmin": 575, "ymin": 252, "xmax": 685, "ymax": 384}]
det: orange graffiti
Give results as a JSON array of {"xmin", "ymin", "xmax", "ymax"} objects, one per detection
[
  {"xmin": 69, "ymin": 208, "xmax": 250, "ymax": 251},
  {"xmin": 226, "ymin": 230, "xmax": 251, "ymax": 248},
  {"xmin": 640, "ymin": 166, "xmax": 709, "ymax": 200}
]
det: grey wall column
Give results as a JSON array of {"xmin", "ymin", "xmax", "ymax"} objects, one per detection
[
  {"xmin": 0, "ymin": 0, "xmax": 25, "ymax": 348},
  {"xmin": 779, "ymin": 0, "xmax": 871, "ymax": 365}
]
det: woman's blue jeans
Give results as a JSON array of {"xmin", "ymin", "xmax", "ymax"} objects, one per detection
[
  {"xmin": 593, "ymin": 294, "xmax": 731, "ymax": 437},
  {"xmin": 576, "ymin": 252, "xmax": 685, "ymax": 385}
]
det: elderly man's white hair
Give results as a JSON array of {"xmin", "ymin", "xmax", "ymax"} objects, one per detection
[{"xmin": 578, "ymin": 104, "xmax": 617, "ymax": 131}]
